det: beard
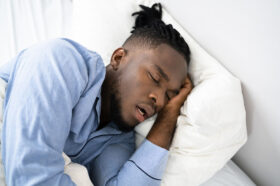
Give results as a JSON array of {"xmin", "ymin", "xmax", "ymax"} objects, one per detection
[{"xmin": 110, "ymin": 94, "xmax": 134, "ymax": 132}]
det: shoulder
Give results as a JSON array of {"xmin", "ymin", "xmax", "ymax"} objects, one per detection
[
  {"xmin": 24, "ymin": 38, "xmax": 106, "ymax": 80},
  {"xmin": 37, "ymin": 38, "xmax": 104, "ymax": 64}
]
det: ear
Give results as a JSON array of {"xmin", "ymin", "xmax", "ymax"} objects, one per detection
[{"xmin": 110, "ymin": 48, "xmax": 126, "ymax": 71}]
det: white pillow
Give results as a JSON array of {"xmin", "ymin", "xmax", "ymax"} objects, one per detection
[{"xmin": 68, "ymin": 0, "xmax": 247, "ymax": 185}]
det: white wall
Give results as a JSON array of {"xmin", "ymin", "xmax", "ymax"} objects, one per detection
[{"xmin": 161, "ymin": 0, "xmax": 280, "ymax": 185}]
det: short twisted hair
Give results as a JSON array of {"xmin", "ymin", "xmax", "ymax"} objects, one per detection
[{"xmin": 123, "ymin": 3, "xmax": 191, "ymax": 64}]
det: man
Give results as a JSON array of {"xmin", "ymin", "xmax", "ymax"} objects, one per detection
[{"xmin": 0, "ymin": 3, "xmax": 192, "ymax": 186}]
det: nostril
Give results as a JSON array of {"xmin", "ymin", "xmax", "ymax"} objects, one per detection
[{"xmin": 149, "ymin": 93, "xmax": 157, "ymax": 103}]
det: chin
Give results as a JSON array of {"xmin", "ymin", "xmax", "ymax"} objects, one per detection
[
  {"xmin": 116, "ymin": 121, "xmax": 135, "ymax": 132},
  {"xmin": 110, "ymin": 94, "xmax": 136, "ymax": 132},
  {"xmin": 112, "ymin": 111, "xmax": 135, "ymax": 132}
]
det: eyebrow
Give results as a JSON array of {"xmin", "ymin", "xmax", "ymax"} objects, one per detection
[{"xmin": 153, "ymin": 64, "xmax": 170, "ymax": 81}]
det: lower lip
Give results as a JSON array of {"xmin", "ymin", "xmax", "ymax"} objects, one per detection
[{"xmin": 136, "ymin": 106, "xmax": 145, "ymax": 122}]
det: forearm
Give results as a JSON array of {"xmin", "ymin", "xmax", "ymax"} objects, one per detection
[
  {"xmin": 90, "ymin": 140, "xmax": 168, "ymax": 186},
  {"xmin": 146, "ymin": 106, "xmax": 179, "ymax": 150}
]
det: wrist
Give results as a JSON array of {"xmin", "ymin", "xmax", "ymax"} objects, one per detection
[{"xmin": 162, "ymin": 104, "xmax": 181, "ymax": 117}]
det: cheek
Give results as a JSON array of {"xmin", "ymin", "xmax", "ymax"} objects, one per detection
[
  {"xmin": 119, "ymin": 68, "xmax": 148, "ymax": 98},
  {"xmin": 118, "ymin": 69, "xmax": 150, "ymax": 113}
]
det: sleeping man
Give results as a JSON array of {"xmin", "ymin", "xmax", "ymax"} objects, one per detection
[{"xmin": 0, "ymin": 3, "xmax": 192, "ymax": 186}]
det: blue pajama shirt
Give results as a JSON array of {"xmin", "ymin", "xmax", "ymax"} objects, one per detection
[{"xmin": 0, "ymin": 38, "xmax": 168, "ymax": 186}]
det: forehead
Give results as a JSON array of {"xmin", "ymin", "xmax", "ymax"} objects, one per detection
[{"xmin": 142, "ymin": 44, "xmax": 188, "ymax": 84}]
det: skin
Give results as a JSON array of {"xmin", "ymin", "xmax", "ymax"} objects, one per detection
[{"xmin": 100, "ymin": 43, "xmax": 192, "ymax": 150}]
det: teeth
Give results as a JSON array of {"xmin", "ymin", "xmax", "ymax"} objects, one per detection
[{"xmin": 138, "ymin": 107, "xmax": 145, "ymax": 116}]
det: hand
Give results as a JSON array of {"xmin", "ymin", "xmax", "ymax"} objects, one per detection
[
  {"xmin": 153, "ymin": 75, "xmax": 193, "ymax": 130},
  {"xmin": 147, "ymin": 75, "xmax": 193, "ymax": 149},
  {"xmin": 163, "ymin": 75, "xmax": 193, "ymax": 115}
]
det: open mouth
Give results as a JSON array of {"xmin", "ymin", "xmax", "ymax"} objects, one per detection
[
  {"xmin": 136, "ymin": 105, "xmax": 147, "ymax": 122},
  {"xmin": 135, "ymin": 104, "xmax": 155, "ymax": 123},
  {"xmin": 137, "ymin": 105, "xmax": 146, "ymax": 116}
]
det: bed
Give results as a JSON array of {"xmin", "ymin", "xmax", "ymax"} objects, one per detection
[{"xmin": 0, "ymin": 0, "xmax": 256, "ymax": 185}]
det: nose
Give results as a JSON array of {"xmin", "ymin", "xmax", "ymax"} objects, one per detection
[{"xmin": 149, "ymin": 91, "xmax": 165, "ymax": 112}]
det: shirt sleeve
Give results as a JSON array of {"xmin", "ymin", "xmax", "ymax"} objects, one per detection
[
  {"xmin": 89, "ymin": 138, "xmax": 169, "ymax": 186},
  {"xmin": 1, "ymin": 39, "xmax": 103, "ymax": 186}
]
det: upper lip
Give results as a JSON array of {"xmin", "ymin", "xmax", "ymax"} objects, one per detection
[{"xmin": 137, "ymin": 103, "xmax": 155, "ymax": 119}]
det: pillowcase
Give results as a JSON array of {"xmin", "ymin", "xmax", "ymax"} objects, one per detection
[{"xmin": 69, "ymin": 0, "xmax": 247, "ymax": 185}]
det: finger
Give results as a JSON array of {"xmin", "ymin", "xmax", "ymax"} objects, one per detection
[
  {"xmin": 182, "ymin": 75, "xmax": 193, "ymax": 89},
  {"xmin": 173, "ymin": 87, "xmax": 190, "ymax": 104},
  {"xmin": 170, "ymin": 76, "xmax": 193, "ymax": 104}
]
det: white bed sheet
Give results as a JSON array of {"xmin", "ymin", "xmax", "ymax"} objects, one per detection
[
  {"xmin": 202, "ymin": 160, "xmax": 256, "ymax": 186},
  {"xmin": 0, "ymin": 1, "xmax": 256, "ymax": 186}
]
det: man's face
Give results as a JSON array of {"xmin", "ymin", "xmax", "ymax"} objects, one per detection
[{"xmin": 110, "ymin": 44, "xmax": 188, "ymax": 131}]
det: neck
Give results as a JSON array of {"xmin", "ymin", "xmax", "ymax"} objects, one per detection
[{"xmin": 99, "ymin": 66, "xmax": 115, "ymax": 129}]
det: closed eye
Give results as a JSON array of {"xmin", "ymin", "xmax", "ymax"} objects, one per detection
[
  {"xmin": 166, "ymin": 91, "xmax": 177, "ymax": 101},
  {"xmin": 166, "ymin": 93, "xmax": 171, "ymax": 101},
  {"xmin": 148, "ymin": 72, "xmax": 159, "ymax": 84}
]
